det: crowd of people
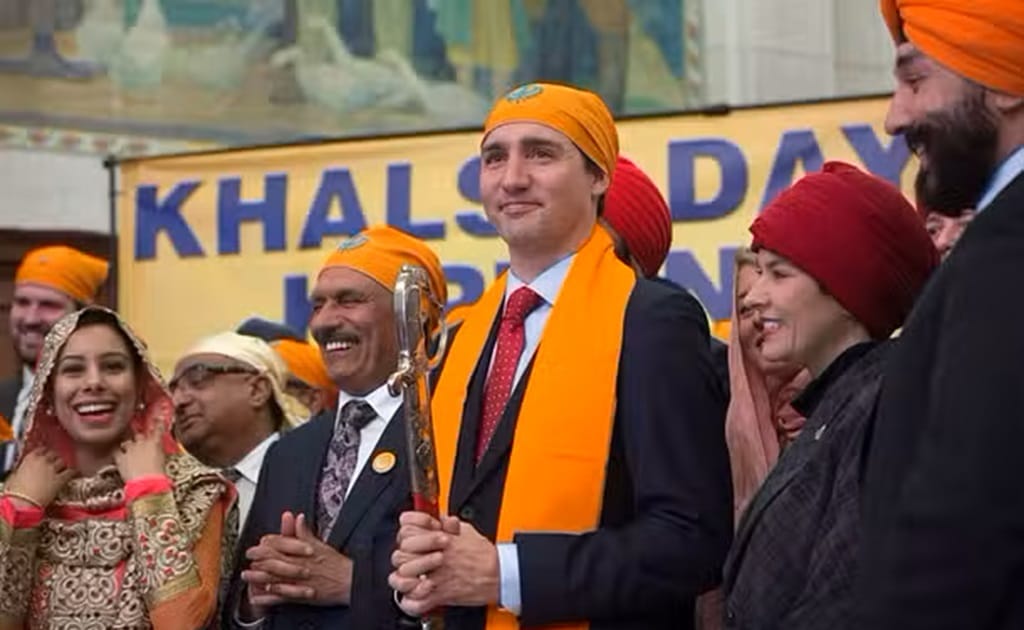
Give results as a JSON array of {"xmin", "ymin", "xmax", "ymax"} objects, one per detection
[{"xmin": 0, "ymin": 0, "xmax": 1019, "ymax": 627}]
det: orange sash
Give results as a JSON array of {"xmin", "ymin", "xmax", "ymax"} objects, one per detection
[
  {"xmin": 433, "ymin": 225, "xmax": 636, "ymax": 629},
  {"xmin": 0, "ymin": 414, "xmax": 12, "ymax": 442}
]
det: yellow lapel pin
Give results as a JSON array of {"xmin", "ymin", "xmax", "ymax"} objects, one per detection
[{"xmin": 372, "ymin": 451, "xmax": 396, "ymax": 474}]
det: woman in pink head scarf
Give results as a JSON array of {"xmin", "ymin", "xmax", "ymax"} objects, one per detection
[{"xmin": 725, "ymin": 247, "xmax": 811, "ymax": 519}]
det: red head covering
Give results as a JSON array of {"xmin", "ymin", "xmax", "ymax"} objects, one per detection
[
  {"xmin": 20, "ymin": 306, "xmax": 178, "ymax": 468},
  {"xmin": 602, "ymin": 156, "xmax": 673, "ymax": 278},
  {"xmin": 750, "ymin": 161, "xmax": 939, "ymax": 339}
]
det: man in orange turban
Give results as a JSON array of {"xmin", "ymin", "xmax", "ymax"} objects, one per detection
[
  {"xmin": 858, "ymin": 2, "xmax": 1024, "ymax": 628},
  {"xmin": 390, "ymin": 82, "xmax": 730, "ymax": 630},
  {"xmin": 1, "ymin": 245, "xmax": 108, "ymax": 477},
  {"xmin": 224, "ymin": 225, "xmax": 447, "ymax": 630}
]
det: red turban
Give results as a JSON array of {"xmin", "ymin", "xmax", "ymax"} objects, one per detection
[
  {"xmin": 602, "ymin": 156, "xmax": 672, "ymax": 278},
  {"xmin": 750, "ymin": 161, "xmax": 939, "ymax": 339}
]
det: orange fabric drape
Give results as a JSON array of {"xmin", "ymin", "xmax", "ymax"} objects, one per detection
[
  {"xmin": 433, "ymin": 226, "xmax": 636, "ymax": 629},
  {"xmin": 149, "ymin": 498, "xmax": 229, "ymax": 630}
]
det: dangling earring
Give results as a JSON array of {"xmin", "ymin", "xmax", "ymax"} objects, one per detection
[{"xmin": 136, "ymin": 401, "xmax": 146, "ymax": 411}]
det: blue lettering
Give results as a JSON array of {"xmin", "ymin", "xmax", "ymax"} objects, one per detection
[
  {"xmin": 299, "ymin": 168, "xmax": 369, "ymax": 249},
  {"xmin": 668, "ymin": 138, "xmax": 748, "ymax": 220},
  {"xmin": 283, "ymin": 274, "xmax": 311, "ymax": 337},
  {"xmin": 134, "ymin": 181, "xmax": 204, "ymax": 260},
  {"xmin": 843, "ymin": 124, "xmax": 911, "ymax": 187},
  {"xmin": 444, "ymin": 264, "xmax": 486, "ymax": 307},
  {"xmin": 664, "ymin": 247, "xmax": 738, "ymax": 320},
  {"xmin": 217, "ymin": 174, "xmax": 287, "ymax": 255},
  {"xmin": 454, "ymin": 156, "xmax": 498, "ymax": 236},
  {"xmin": 385, "ymin": 162, "xmax": 445, "ymax": 239},
  {"xmin": 760, "ymin": 130, "xmax": 824, "ymax": 209}
]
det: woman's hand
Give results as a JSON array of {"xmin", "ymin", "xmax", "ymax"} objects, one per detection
[
  {"xmin": 114, "ymin": 426, "xmax": 166, "ymax": 482},
  {"xmin": 4, "ymin": 448, "xmax": 75, "ymax": 509}
]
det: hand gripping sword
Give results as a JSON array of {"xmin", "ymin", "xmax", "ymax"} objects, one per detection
[{"xmin": 388, "ymin": 264, "xmax": 447, "ymax": 630}]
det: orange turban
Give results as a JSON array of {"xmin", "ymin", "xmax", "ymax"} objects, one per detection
[
  {"xmin": 319, "ymin": 225, "xmax": 447, "ymax": 304},
  {"xmin": 483, "ymin": 82, "xmax": 619, "ymax": 178},
  {"xmin": 881, "ymin": 0, "xmax": 1024, "ymax": 96},
  {"xmin": 272, "ymin": 338, "xmax": 336, "ymax": 393},
  {"xmin": 15, "ymin": 245, "xmax": 109, "ymax": 304}
]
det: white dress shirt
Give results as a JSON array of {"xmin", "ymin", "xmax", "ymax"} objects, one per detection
[
  {"xmin": 335, "ymin": 381, "xmax": 404, "ymax": 498},
  {"xmin": 230, "ymin": 432, "xmax": 280, "ymax": 531},
  {"xmin": 490, "ymin": 254, "xmax": 575, "ymax": 616}
]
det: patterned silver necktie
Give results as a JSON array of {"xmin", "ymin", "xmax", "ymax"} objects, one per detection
[{"xmin": 316, "ymin": 400, "xmax": 376, "ymax": 539}]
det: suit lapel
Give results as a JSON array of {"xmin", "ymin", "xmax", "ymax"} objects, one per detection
[
  {"xmin": 449, "ymin": 315, "xmax": 500, "ymax": 513},
  {"xmin": 327, "ymin": 406, "xmax": 407, "ymax": 549},
  {"xmin": 295, "ymin": 411, "xmax": 336, "ymax": 522},
  {"xmin": 724, "ymin": 443, "xmax": 810, "ymax": 588},
  {"xmin": 0, "ymin": 374, "xmax": 23, "ymax": 423}
]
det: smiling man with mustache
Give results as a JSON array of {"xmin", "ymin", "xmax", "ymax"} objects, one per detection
[
  {"xmin": 857, "ymin": 2, "xmax": 1024, "ymax": 628},
  {"xmin": 222, "ymin": 225, "xmax": 446, "ymax": 630},
  {"xmin": 1, "ymin": 245, "xmax": 108, "ymax": 477}
]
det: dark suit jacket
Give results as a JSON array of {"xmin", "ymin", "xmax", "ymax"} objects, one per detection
[
  {"xmin": 653, "ymin": 276, "xmax": 731, "ymax": 400},
  {"xmin": 443, "ymin": 277, "xmax": 733, "ymax": 630},
  {"xmin": 857, "ymin": 172, "xmax": 1024, "ymax": 630},
  {"xmin": 0, "ymin": 374, "xmax": 20, "ymax": 423},
  {"xmin": 723, "ymin": 343, "xmax": 887, "ymax": 629},
  {"xmin": 0, "ymin": 374, "xmax": 22, "ymax": 480},
  {"xmin": 223, "ymin": 407, "xmax": 412, "ymax": 630}
]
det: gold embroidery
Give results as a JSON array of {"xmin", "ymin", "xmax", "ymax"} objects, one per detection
[
  {"xmin": 0, "ymin": 453, "xmax": 228, "ymax": 628},
  {"xmin": 0, "ymin": 520, "xmax": 42, "ymax": 622}
]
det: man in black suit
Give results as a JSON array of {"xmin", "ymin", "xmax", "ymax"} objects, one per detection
[
  {"xmin": 2, "ymin": 245, "xmax": 108, "ymax": 476},
  {"xmin": 222, "ymin": 225, "xmax": 447, "ymax": 629},
  {"xmin": 390, "ymin": 83, "xmax": 731, "ymax": 629},
  {"xmin": 857, "ymin": 3, "xmax": 1024, "ymax": 629}
]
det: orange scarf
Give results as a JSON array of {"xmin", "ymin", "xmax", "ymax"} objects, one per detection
[
  {"xmin": 433, "ymin": 225, "xmax": 636, "ymax": 629},
  {"xmin": 0, "ymin": 414, "xmax": 12, "ymax": 442}
]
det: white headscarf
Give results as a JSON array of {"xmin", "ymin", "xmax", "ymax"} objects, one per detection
[{"xmin": 180, "ymin": 332, "xmax": 308, "ymax": 427}]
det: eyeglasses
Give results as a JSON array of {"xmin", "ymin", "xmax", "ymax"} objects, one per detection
[{"xmin": 168, "ymin": 363, "xmax": 258, "ymax": 393}]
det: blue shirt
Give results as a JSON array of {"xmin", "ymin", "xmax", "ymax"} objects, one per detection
[
  {"xmin": 491, "ymin": 254, "xmax": 575, "ymax": 616},
  {"xmin": 977, "ymin": 145, "xmax": 1024, "ymax": 211}
]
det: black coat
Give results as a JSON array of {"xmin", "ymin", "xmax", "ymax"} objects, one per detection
[
  {"xmin": 443, "ymin": 277, "xmax": 733, "ymax": 629},
  {"xmin": 857, "ymin": 172, "xmax": 1024, "ymax": 629},
  {"xmin": 0, "ymin": 374, "xmax": 23, "ymax": 479},
  {"xmin": 724, "ymin": 343, "xmax": 887, "ymax": 629},
  {"xmin": 0, "ymin": 375, "xmax": 19, "ymax": 421},
  {"xmin": 222, "ymin": 408, "xmax": 412, "ymax": 629}
]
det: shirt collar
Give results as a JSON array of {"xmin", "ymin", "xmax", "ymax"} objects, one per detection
[
  {"xmin": 977, "ymin": 145, "xmax": 1024, "ymax": 211},
  {"xmin": 234, "ymin": 432, "xmax": 280, "ymax": 484},
  {"xmin": 505, "ymin": 254, "xmax": 575, "ymax": 307},
  {"xmin": 335, "ymin": 380, "xmax": 403, "ymax": 430}
]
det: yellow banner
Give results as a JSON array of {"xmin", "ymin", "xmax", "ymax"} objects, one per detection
[{"xmin": 118, "ymin": 96, "xmax": 914, "ymax": 373}]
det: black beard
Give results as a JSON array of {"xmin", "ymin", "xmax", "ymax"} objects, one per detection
[{"xmin": 906, "ymin": 87, "xmax": 999, "ymax": 218}]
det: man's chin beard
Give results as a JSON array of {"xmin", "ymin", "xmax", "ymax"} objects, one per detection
[
  {"xmin": 909, "ymin": 86, "xmax": 999, "ymax": 217},
  {"xmin": 915, "ymin": 165, "xmax": 989, "ymax": 218}
]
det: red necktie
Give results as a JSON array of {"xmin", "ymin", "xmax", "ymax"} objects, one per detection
[{"xmin": 476, "ymin": 286, "xmax": 543, "ymax": 463}]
